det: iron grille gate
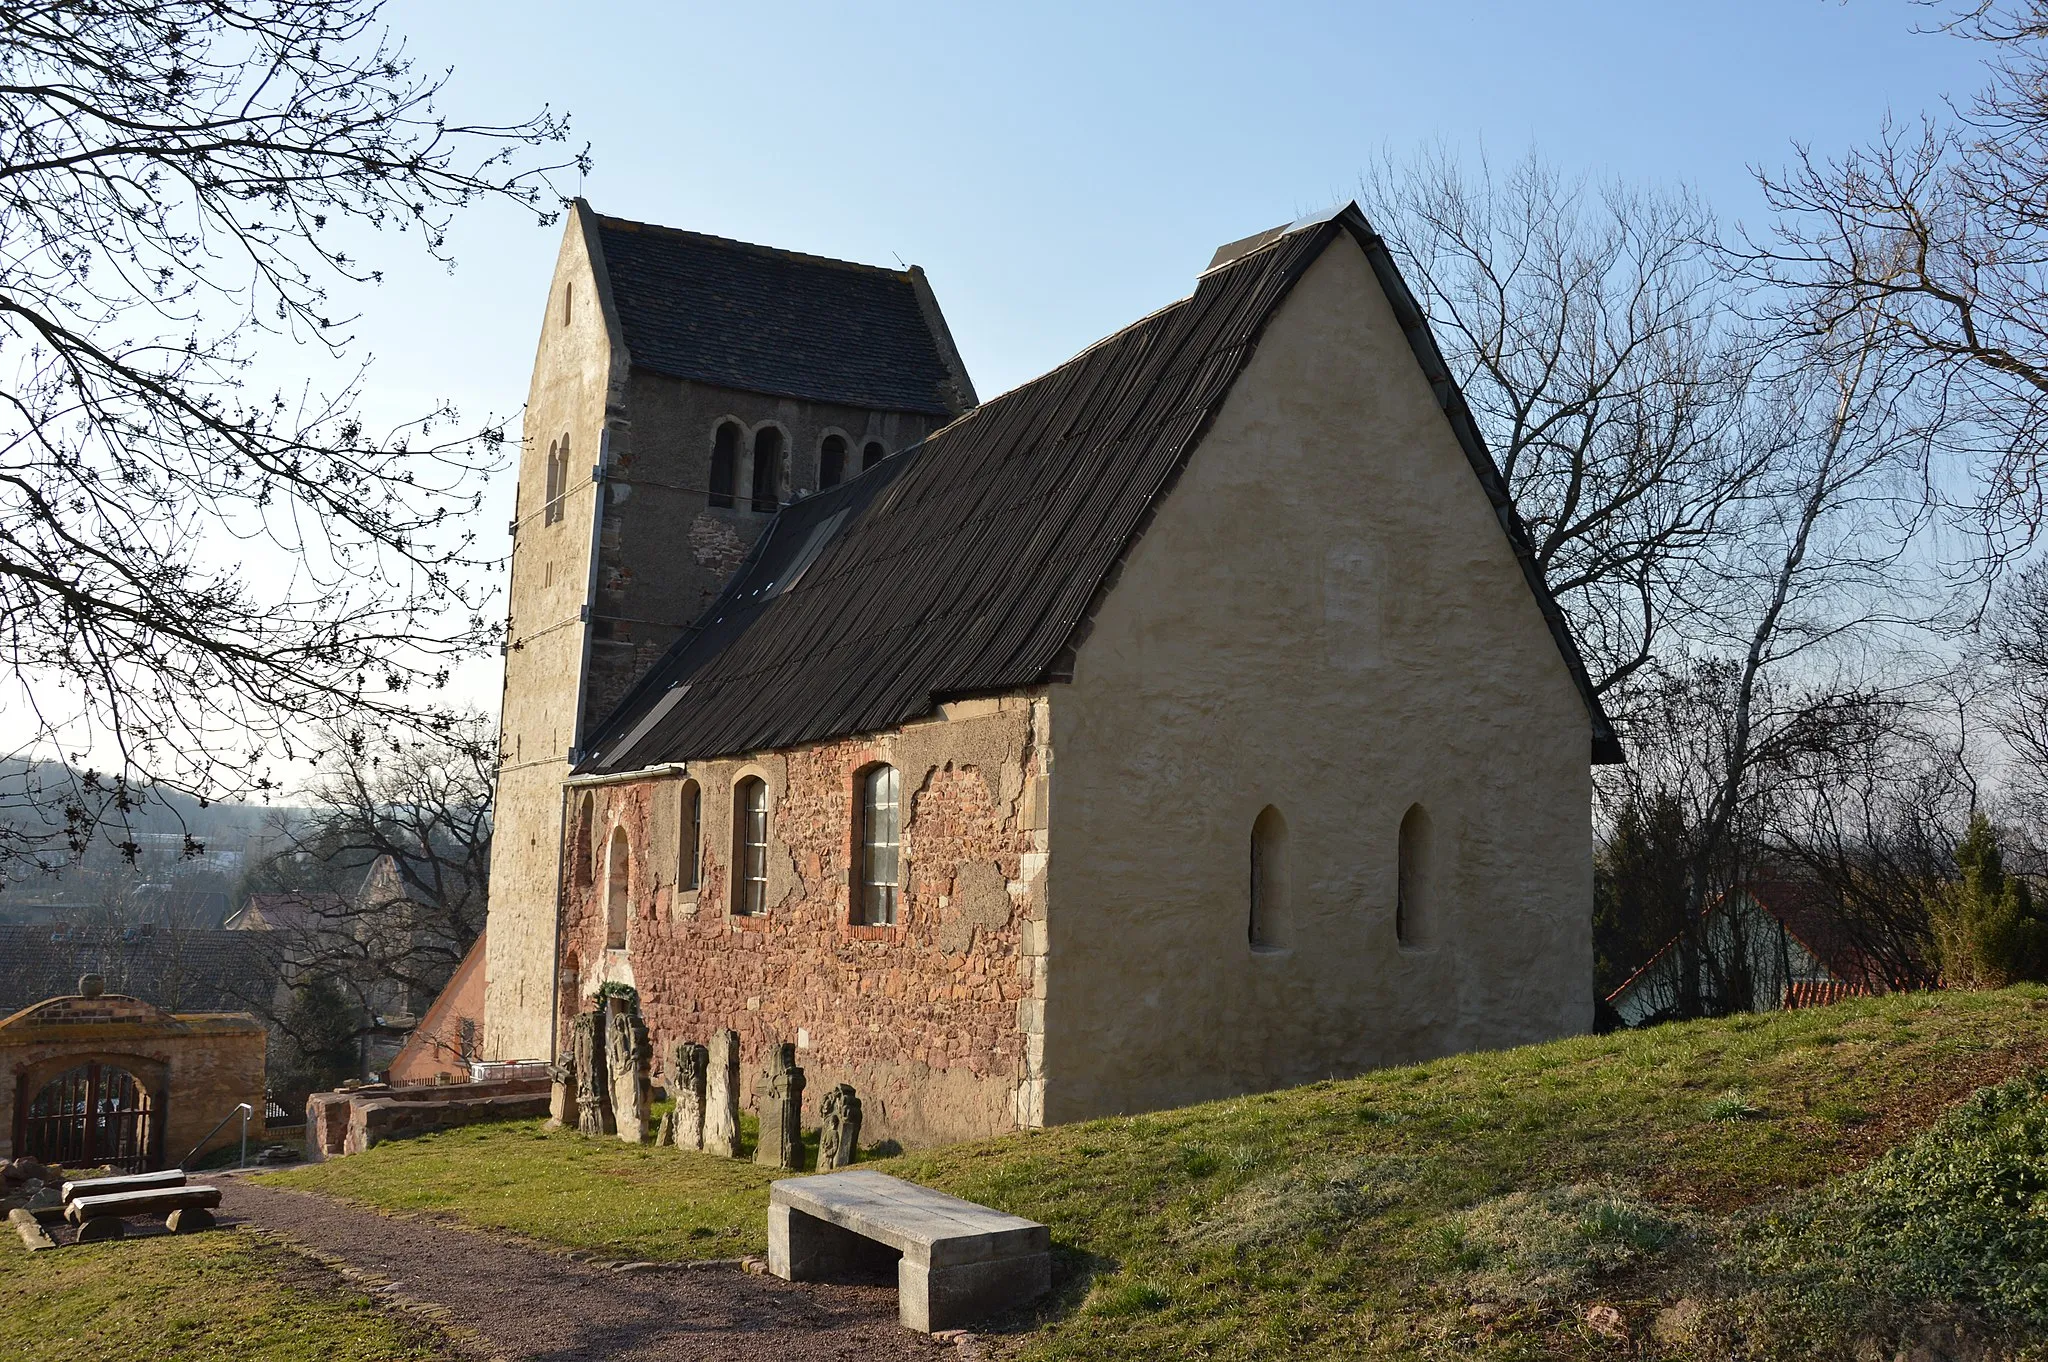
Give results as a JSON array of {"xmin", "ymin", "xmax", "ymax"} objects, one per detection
[{"xmin": 21, "ymin": 1062, "xmax": 156, "ymax": 1172}]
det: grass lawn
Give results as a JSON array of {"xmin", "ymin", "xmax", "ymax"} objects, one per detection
[
  {"xmin": 0, "ymin": 1229, "xmax": 448, "ymax": 1362},
  {"xmin": 259, "ymin": 987, "xmax": 2048, "ymax": 1358}
]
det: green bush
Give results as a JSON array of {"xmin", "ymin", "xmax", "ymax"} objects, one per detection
[{"xmin": 1930, "ymin": 814, "xmax": 2048, "ymax": 988}]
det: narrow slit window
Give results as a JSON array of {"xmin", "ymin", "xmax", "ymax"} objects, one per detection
[
  {"xmin": 709, "ymin": 422, "xmax": 741, "ymax": 509},
  {"xmin": 734, "ymin": 777, "xmax": 768, "ymax": 915},
  {"xmin": 679, "ymin": 781, "xmax": 701, "ymax": 891},
  {"xmin": 819, "ymin": 434, "xmax": 847, "ymax": 490},
  {"xmin": 1249, "ymin": 805, "xmax": 1291, "ymax": 950},
  {"xmin": 605, "ymin": 828, "xmax": 630, "ymax": 950},
  {"xmin": 1397, "ymin": 804, "xmax": 1434, "ymax": 948},
  {"xmin": 562, "ymin": 281, "xmax": 573, "ymax": 328},
  {"xmin": 751, "ymin": 427, "xmax": 784, "ymax": 512},
  {"xmin": 862, "ymin": 440, "xmax": 887, "ymax": 472},
  {"xmin": 857, "ymin": 765, "xmax": 901, "ymax": 926}
]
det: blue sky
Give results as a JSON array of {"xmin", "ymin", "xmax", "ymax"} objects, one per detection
[{"xmin": 323, "ymin": 0, "xmax": 1990, "ymax": 714}]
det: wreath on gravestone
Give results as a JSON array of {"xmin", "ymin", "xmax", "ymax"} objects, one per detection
[{"xmin": 594, "ymin": 981, "xmax": 641, "ymax": 1011}]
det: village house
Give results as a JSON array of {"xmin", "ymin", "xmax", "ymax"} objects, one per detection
[{"xmin": 483, "ymin": 201, "xmax": 1623, "ymax": 1144}]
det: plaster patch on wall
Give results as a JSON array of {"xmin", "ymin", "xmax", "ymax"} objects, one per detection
[{"xmin": 940, "ymin": 860, "xmax": 1011, "ymax": 954}]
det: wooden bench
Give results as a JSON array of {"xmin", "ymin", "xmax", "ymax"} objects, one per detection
[
  {"xmin": 65, "ymin": 1184, "xmax": 222, "ymax": 1241},
  {"xmin": 768, "ymin": 1170, "xmax": 1050, "ymax": 1332}
]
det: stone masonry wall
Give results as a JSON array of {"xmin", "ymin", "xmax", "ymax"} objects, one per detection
[{"xmin": 557, "ymin": 695, "xmax": 1049, "ymax": 1146}]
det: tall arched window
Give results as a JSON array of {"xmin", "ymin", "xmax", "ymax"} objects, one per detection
[
  {"xmin": 709, "ymin": 422, "xmax": 742, "ymax": 509},
  {"xmin": 1249, "ymin": 805, "xmax": 1292, "ymax": 950},
  {"xmin": 733, "ymin": 777, "xmax": 768, "ymax": 915},
  {"xmin": 573, "ymin": 794, "xmax": 596, "ymax": 888},
  {"xmin": 605, "ymin": 827, "xmax": 631, "ymax": 950},
  {"xmin": 679, "ymin": 780, "xmax": 701, "ymax": 891},
  {"xmin": 544, "ymin": 435, "xmax": 570, "ymax": 525},
  {"xmin": 861, "ymin": 440, "xmax": 887, "ymax": 472},
  {"xmin": 819, "ymin": 434, "xmax": 848, "ymax": 490},
  {"xmin": 751, "ymin": 427, "xmax": 784, "ymax": 512},
  {"xmin": 1397, "ymin": 804, "xmax": 1435, "ymax": 948},
  {"xmin": 856, "ymin": 765, "xmax": 901, "ymax": 926}
]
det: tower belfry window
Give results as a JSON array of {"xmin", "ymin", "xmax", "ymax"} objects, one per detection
[
  {"xmin": 544, "ymin": 434, "xmax": 570, "ymax": 525},
  {"xmin": 709, "ymin": 422, "xmax": 741, "ymax": 509},
  {"xmin": 862, "ymin": 440, "xmax": 886, "ymax": 472},
  {"xmin": 752, "ymin": 427, "xmax": 784, "ymax": 512},
  {"xmin": 819, "ymin": 434, "xmax": 847, "ymax": 490}
]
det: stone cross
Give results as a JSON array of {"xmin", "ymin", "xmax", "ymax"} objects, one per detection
[
  {"xmin": 755, "ymin": 1042, "xmax": 806, "ymax": 1171},
  {"xmin": 546, "ymin": 1052, "xmax": 578, "ymax": 1131},
  {"xmin": 607, "ymin": 997, "xmax": 653, "ymax": 1144},
  {"xmin": 666, "ymin": 1040, "xmax": 709, "ymax": 1152},
  {"xmin": 819, "ymin": 1082, "xmax": 862, "ymax": 1170},
  {"xmin": 572, "ymin": 1007, "xmax": 614, "ymax": 1138},
  {"xmin": 703, "ymin": 1029, "xmax": 742, "ymax": 1158}
]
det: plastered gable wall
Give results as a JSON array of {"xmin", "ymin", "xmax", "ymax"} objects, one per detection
[
  {"xmin": 1042, "ymin": 235, "xmax": 1594, "ymax": 1124},
  {"xmin": 485, "ymin": 209, "xmax": 620, "ymax": 1061},
  {"xmin": 554, "ymin": 697, "xmax": 1050, "ymax": 1145}
]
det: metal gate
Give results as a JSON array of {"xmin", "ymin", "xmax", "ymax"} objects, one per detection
[{"xmin": 20, "ymin": 1063, "xmax": 157, "ymax": 1172}]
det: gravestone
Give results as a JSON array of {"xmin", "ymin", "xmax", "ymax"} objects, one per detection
[
  {"xmin": 546, "ymin": 1053, "xmax": 577, "ymax": 1130},
  {"xmin": 667, "ymin": 1040, "xmax": 709, "ymax": 1152},
  {"xmin": 756, "ymin": 1042, "xmax": 806, "ymax": 1171},
  {"xmin": 572, "ymin": 1007, "xmax": 614, "ymax": 1138},
  {"xmin": 819, "ymin": 1083, "xmax": 862, "ymax": 1170},
  {"xmin": 607, "ymin": 997, "xmax": 654, "ymax": 1144},
  {"xmin": 704, "ymin": 1029, "xmax": 742, "ymax": 1158}
]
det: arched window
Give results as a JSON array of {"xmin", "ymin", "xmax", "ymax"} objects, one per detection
[
  {"xmin": 544, "ymin": 435, "xmax": 569, "ymax": 525},
  {"xmin": 679, "ymin": 780, "xmax": 701, "ymax": 891},
  {"xmin": 1249, "ymin": 805, "xmax": 1292, "ymax": 951},
  {"xmin": 1397, "ymin": 804, "xmax": 1435, "ymax": 948},
  {"xmin": 733, "ymin": 777, "xmax": 768, "ymax": 915},
  {"xmin": 751, "ymin": 427, "xmax": 784, "ymax": 512},
  {"xmin": 709, "ymin": 421, "xmax": 742, "ymax": 509},
  {"xmin": 862, "ymin": 440, "xmax": 887, "ymax": 472},
  {"xmin": 819, "ymin": 434, "xmax": 847, "ymax": 490},
  {"xmin": 605, "ymin": 827, "xmax": 631, "ymax": 950},
  {"xmin": 572, "ymin": 793, "xmax": 596, "ymax": 888},
  {"xmin": 856, "ymin": 765, "xmax": 901, "ymax": 926}
]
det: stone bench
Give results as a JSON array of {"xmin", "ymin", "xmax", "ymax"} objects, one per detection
[
  {"xmin": 66, "ymin": 1184, "xmax": 222, "ymax": 1240},
  {"xmin": 768, "ymin": 1170, "xmax": 1050, "ymax": 1332},
  {"xmin": 61, "ymin": 1170, "xmax": 186, "ymax": 1203}
]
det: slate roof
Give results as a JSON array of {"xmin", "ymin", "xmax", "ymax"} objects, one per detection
[
  {"xmin": 578, "ymin": 205, "xmax": 1623, "ymax": 774},
  {"xmin": 591, "ymin": 209, "xmax": 972, "ymax": 415},
  {"xmin": 0, "ymin": 926, "xmax": 280, "ymax": 1017}
]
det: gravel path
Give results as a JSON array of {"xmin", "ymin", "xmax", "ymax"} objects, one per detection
[{"xmin": 219, "ymin": 1180, "xmax": 950, "ymax": 1362}]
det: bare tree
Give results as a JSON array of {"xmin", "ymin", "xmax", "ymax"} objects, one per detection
[
  {"xmin": 0, "ymin": 1, "xmax": 581, "ymax": 871},
  {"xmin": 1363, "ymin": 150, "xmax": 1762, "ymax": 705}
]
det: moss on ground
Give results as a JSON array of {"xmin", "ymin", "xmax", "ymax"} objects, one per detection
[
  {"xmin": 259, "ymin": 987, "xmax": 2048, "ymax": 1358},
  {"xmin": 0, "ymin": 1230, "xmax": 448, "ymax": 1362}
]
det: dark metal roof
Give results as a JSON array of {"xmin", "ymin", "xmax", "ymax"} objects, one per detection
[
  {"xmin": 0, "ymin": 926, "xmax": 278, "ymax": 1017},
  {"xmin": 579, "ymin": 206, "xmax": 1622, "ymax": 773},
  {"xmin": 591, "ymin": 210, "xmax": 972, "ymax": 415}
]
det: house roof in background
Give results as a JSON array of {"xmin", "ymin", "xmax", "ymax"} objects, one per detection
[
  {"xmin": 589, "ymin": 205, "xmax": 975, "ymax": 416},
  {"xmin": 227, "ymin": 891, "xmax": 348, "ymax": 934},
  {"xmin": 579, "ymin": 204, "xmax": 1622, "ymax": 774},
  {"xmin": 0, "ymin": 926, "xmax": 278, "ymax": 1017}
]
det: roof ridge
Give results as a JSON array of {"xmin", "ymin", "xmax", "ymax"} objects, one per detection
[{"xmin": 592, "ymin": 210, "xmax": 917, "ymax": 281}]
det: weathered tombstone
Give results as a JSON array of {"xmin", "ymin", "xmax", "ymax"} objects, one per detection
[
  {"xmin": 667, "ymin": 1040, "xmax": 709, "ymax": 1152},
  {"xmin": 819, "ymin": 1082, "xmax": 862, "ymax": 1170},
  {"xmin": 607, "ymin": 999, "xmax": 653, "ymax": 1144},
  {"xmin": 546, "ymin": 1052, "xmax": 578, "ymax": 1131},
  {"xmin": 755, "ymin": 1042, "xmax": 806, "ymax": 1171},
  {"xmin": 654, "ymin": 1108, "xmax": 676, "ymax": 1147},
  {"xmin": 704, "ymin": 1029, "xmax": 741, "ymax": 1158},
  {"xmin": 572, "ymin": 1007, "xmax": 614, "ymax": 1138}
]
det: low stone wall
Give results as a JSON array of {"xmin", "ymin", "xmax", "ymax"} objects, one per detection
[{"xmin": 305, "ymin": 1077, "xmax": 551, "ymax": 1160}]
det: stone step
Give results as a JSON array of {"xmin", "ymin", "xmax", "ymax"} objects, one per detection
[
  {"xmin": 65, "ymin": 1185, "xmax": 220, "ymax": 1224},
  {"xmin": 61, "ymin": 1169, "xmax": 186, "ymax": 1203}
]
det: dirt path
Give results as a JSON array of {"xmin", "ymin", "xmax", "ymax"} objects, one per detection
[{"xmin": 219, "ymin": 1180, "xmax": 949, "ymax": 1362}]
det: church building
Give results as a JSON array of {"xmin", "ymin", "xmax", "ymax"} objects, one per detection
[{"xmin": 484, "ymin": 200, "xmax": 1622, "ymax": 1144}]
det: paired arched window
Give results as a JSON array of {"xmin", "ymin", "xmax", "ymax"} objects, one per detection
[
  {"xmin": 1248, "ymin": 805, "xmax": 1292, "ymax": 950},
  {"xmin": 856, "ymin": 765, "xmax": 901, "ymax": 926},
  {"xmin": 605, "ymin": 827, "xmax": 631, "ymax": 950},
  {"xmin": 572, "ymin": 793, "xmax": 596, "ymax": 888},
  {"xmin": 733, "ymin": 777, "xmax": 769, "ymax": 915},
  {"xmin": 751, "ymin": 427, "xmax": 784, "ymax": 512},
  {"xmin": 1397, "ymin": 804, "xmax": 1434, "ymax": 948},
  {"xmin": 819, "ymin": 434, "xmax": 848, "ymax": 490},
  {"xmin": 709, "ymin": 421, "xmax": 742, "ymax": 509},
  {"xmin": 861, "ymin": 440, "xmax": 887, "ymax": 472},
  {"xmin": 679, "ymin": 780, "xmax": 701, "ymax": 891},
  {"xmin": 543, "ymin": 435, "xmax": 570, "ymax": 525}
]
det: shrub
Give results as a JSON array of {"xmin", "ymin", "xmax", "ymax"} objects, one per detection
[{"xmin": 1929, "ymin": 814, "xmax": 2048, "ymax": 988}]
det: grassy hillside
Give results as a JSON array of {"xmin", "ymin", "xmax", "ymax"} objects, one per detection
[{"xmin": 262, "ymin": 987, "xmax": 2048, "ymax": 1358}]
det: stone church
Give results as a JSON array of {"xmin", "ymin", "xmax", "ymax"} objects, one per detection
[{"xmin": 483, "ymin": 199, "xmax": 1622, "ymax": 1144}]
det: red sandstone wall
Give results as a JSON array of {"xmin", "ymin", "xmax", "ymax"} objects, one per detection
[{"xmin": 557, "ymin": 700, "xmax": 1046, "ymax": 1145}]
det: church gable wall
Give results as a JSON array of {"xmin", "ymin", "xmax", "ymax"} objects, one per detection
[{"xmin": 555, "ymin": 695, "xmax": 1049, "ymax": 1145}]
